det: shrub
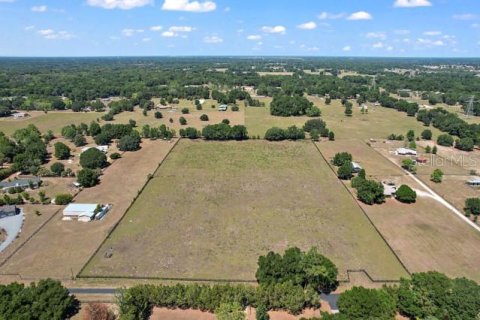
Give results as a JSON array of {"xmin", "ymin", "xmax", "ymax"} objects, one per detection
[
  {"xmin": 215, "ymin": 302, "xmax": 245, "ymax": 320},
  {"xmin": 465, "ymin": 198, "xmax": 480, "ymax": 216},
  {"xmin": 94, "ymin": 132, "xmax": 112, "ymax": 145},
  {"xmin": 179, "ymin": 117, "xmax": 187, "ymax": 125},
  {"xmin": 395, "ymin": 184, "xmax": 417, "ymax": 203},
  {"xmin": 421, "ymin": 129, "xmax": 432, "ymax": 140},
  {"xmin": 54, "ymin": 142, "xmax": 71, "ymax": 160},
  {"xmin": 200, "ymin": 114, "xmax": 209, "ymax": 121},
  {"xmin": 179, "ymin": 127, "xmax": 200, "ymax": 139},
  {"xmin": 256, "ymin": 304, "xmax": 270, "ymax": 320},
  {"xmin": 222, "ymin": 119, "xmax": 230, "ymax": 125},
  {"xmin": 264, "ymin": 127, "xmax": 285, "ymax": 141},
  {"xmin": 80, "ymin": 148, "xmax": 107, "ymax": 169},
  {"xmin": 110, "ymin": 152, "xmax": 121, "ymax": 160},
  {"xmin": 401, "ymin": 159, "xmax": 416, "ymax": 173},
  {"xmin": 181, "ymin": 108, "xmax": 190, "ymax": 114},
  {"xmin": 73, "ymin": 134, "xmax": 86, "ymax": 147},
  {"xmin": 431, "ymin": 169, "xmax": 443, "ymax": 183},
  {"xmin": 50, "ymin": 162, "xmax": 65, "ymax": 176},
  {"xmin": 425, "ymin": 145, "xmax": 432, "ymax": 153},
  {"xmin": 328, "ymin": 131, "xmax": 335, "ymax": 141},
  {"xmin": 455, "ymin": 137, "xmax": 474, "ymax": 151},
  {"xmin": 337, "ymin": 287, "xmax": 396, "ymax": 320},
  {"xmin": 55, "ymin": 193, "xmax": 73, "ymax": 205},
  {"xmin": 310, "ymin": 129, "xmax": 320, "ymax": 141},
  {"xmin": 337, "ymin": 161, "xmax": 353, "ymax": 180},
  {"xmin": 406, "ymin": 129, "xmax": 415, "ymax": 142},
  {"xmin": 154, "ymin": 111, "xmax": 163, "ymax": 119},
  {"xmin": 303, "ymin": 119, "xmax": 326, "ymax": 133},
  {"xmin": 231, "ymin": 105, "xmax": 240, "ymax": 112},
  {"xmin": 306, "ymin": 106, "xmax": 321, "ymax": 117},
  {"xmin": 332, "ymin": 152, "xmax": 352, "ymax": 167},
  {"xmin": 432, "ymin": 145, "xmax": 438, "ymax": 154},
  {"xmin": 77, "ymin": 169, "xmax": 99, "ymax": 188},
  {"xmin": 437, "ymin": 134, "xmax": 454, "ymax": 147}
]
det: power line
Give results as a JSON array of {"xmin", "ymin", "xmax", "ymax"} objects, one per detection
[{"xmin": 465, "ymin": 95, "xmax": 475, "ymax": 118}]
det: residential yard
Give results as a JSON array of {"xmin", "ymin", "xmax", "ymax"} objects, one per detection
[
  {"xmin": 82, "ymin": 140, "xmax": 407, "ymax": 281},
  {"xmin": 319, "ymin": 139, "xmax": 480, "ymax": 282},
  {"xmin": 0, "ymin": 111, "xmax": 101, "ymax": 136},
  {"xmin": 0, "ymin": 139, "xmax": 176, "ymax": 280}
]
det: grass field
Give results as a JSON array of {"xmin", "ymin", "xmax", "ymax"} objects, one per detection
[
  {"xmin": 0, "ymin": 139, "xmax": 176, "ymax": 279},
  {"xmin": 319, "ymin": 139, "xmax": 480, "ymax": 281},
  {"xmin": 82, "ymin": 140, "xmax": 407, "ymax": 281},
  {"xmin": 0, "ymin": 111, "xmax": 101, "ymax": 136}
]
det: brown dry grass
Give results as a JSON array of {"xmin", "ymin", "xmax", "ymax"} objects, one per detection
[
  {"xmin": 0, "ymin": 139, "xmax": 176, "ymax": 279},
  {"xmin": 83, "ymin": 140, "xmax": 406, "ymax": 281}
]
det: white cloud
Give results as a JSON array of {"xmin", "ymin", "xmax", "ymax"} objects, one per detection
[
  {"xmin": 224, "ymin": 6, "xmax": 230, "ymax": 12},
  {"xmin": 372, "ymin": 42, "xmax": 384, "ymax": 49},
  {"xmin": 87, "ymin": 0, "xmax": 152, "ymax": 9},
  {"xmin": 318, "ymin": 12, "xmax": 345, "ymax": 20},
  {"xmin": 394, "ymin": 29, "xmax": 410, "ymax": 35},
  {"xmin": 452, "ymin": 14, "xmax": 477, "ymax": 20},
  {"xmin": 122, "ymin": 28, "xmax": 144, "ymax": 37},
  {"xmin": 31, "ymin": 5, "xmax": 47, "ymax": 12},
  {"xmin": 366, "ymin": 32, "xmax": 386, "ymax": 40},
  {"xmin": 247, "ymin": 35, "xmax": 262, "ymax": 41},
  {"xmin": 162, "ymin": 0, "xmax": 216, "ymax": 12},
  {"xmin": 297, "ymin": 21, "xmax": 317, "ymax": 30},
  {"xmin": 423, "ymin": 30, "xmax": 442, "ymax": 36},
  {"xmin": 24, "ymin": 25, "xmax": 35, "ymax": 31},
  {"xmin": 142, "ymin": 37, "xmax": 151, "ymax": 42},
  {"xmin": 394, "ymin": 0, "xmax": 432, "ymax": 8},
  {"xmin": 387, "ymin": 46, "xmax": 394, "ymax": 51},
  {"xmin": 347, "ymin": 11, "xmax": 372, "ymax": 20},
  {"xmin": 0, "ymin": 0, "xmax": 16, "ymax": 2},
  {"xmin": 343, "ymin": 45, "xmax": 351, "ymax": 52},
  {"xmin": 37, "ymin": 29, "xmax": 73, "ymax": 40},
  {"xmin": 150, "ymin": 26, "xmax": 163, "ymax": 31},
  {"xmin": 204, "ymin": 35, "xmax": 223, "ymax": 44},
  {"xmin": 161, "ymin": 25, "xmax": 194, "ymax": 37},
  {"xmin": 472, "ymin": 23, "xmax": 480, "ymax": 28},
  {"xmin": 417, "ymin": 38, "xmax": 445, "ymax": 46},
  {"xmin": 261, "ymin": 25, "xmax": 286, "ymax": 34}
]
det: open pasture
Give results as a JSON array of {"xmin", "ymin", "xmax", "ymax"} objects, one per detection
[{"xmin": 82, "ymin": 139, "xmax": 407, "ymax": 281}]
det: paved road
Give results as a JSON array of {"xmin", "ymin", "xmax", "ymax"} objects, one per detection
[{"xmin": 68, "ymin": 288, "xmax": 339, "ymax": 311}]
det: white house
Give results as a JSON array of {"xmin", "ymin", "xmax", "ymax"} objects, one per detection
[
  {"xmin": 63, "ymin": 203, "xmax": 99, "ymax": 222},
  {"xmin": 81, "ymin": 145, "xmax": 109, "ymax": 153},
  {"xmin": 395, "ymin": 148, "xmax": 417, "ymax": 156}
]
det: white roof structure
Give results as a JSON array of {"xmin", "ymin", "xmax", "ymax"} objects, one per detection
[
  {"xmin": 395, "ymin": 148, "xmax": 417, "ymax": 156},
  {"xmin": 383, "ymin": 183, "xmax": 397, "ymax": 197},
  {"xmin": 81, "ymin": 145, "xmax": 109, "ymax": 153},
  {"xmin": 63, "ymin": 203, "xmax": 98, "ymax": 222}
]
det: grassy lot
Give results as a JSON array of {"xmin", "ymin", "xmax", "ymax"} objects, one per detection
[
  {"xmin": 83, "ymin": 140, "xmax": 407, "ymax": 281},
  {"xmin": 0, "ymin": 111, "xmax": 101, "ymax": 136},
  {"xmin": 319, "ymin": 139, "xmax": 480, "ymax": 281},
  {"xmin": 0, "ymin": 139, "xmax": 176, "ymax": 279}
]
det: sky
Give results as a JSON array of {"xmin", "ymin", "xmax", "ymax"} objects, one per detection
[{"xmin": 0, "ymin": 0, "xmax": 478, "ymax": 57}]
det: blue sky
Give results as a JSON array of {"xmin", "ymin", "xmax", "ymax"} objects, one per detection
[{"xmin": 0, "ymin": 0, "xmax": 478, "ymax": 57}]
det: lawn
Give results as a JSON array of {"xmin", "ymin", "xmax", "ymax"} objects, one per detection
[
  {"xmin": 82, "ymin": 139, "xmax": 407, "ymax": 281},
  {"xmin": 0, "ymin": 111, "xmax": 101, "ymax": 136},
  {"xmin": 319, "ymin": 139, "xmax": 480, "ymax": 282}
]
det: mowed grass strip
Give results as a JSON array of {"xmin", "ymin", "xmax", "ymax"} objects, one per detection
[{"xmin": 83, "ymin": 140, "xmax": 407, "ymax": 281}]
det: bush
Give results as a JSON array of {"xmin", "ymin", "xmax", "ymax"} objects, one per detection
[
  {"xmin": 181, "ymin": 108, "xmax": 190, "ymax": 114},
  {"xmin": 94, "ymin": 132, "xmax": 112, "ymax": 145},
  {"xmin": 179, "ymin": 127, "xmax": 200, "ymax": 139},
  {"xmin": 256, "ymin": 304, "xmax": 270, "ymax": 320},
  {"xmin": 231, "ymin": 105, "xmax": 240, "ymax": 112},
  {"xmin": 50, "ymin": 162, "xmax": 65, "ymax": 176},
  {"xmin": 455, "ymin": 137, "xmax": 474, "ymax": 151},
  {"xmin": 54, "ymin": 142, "xmax": 71, "ymax": 160},
  {"xmin": 337, "ymin": 287, "xmax": 396, "ymax": 320},
  {"xmin": 401, "ymin": 159, "xmax": 416, "ymax": 173},
  {"xmin": 310, "ymin": 129, "xmax": 320, "ymax": 141},
  {"xmin": 200, "ymin": 114, "xmax": 209, "ymax": 121},
  {"xmin": 73, "ymin": 134, "xmax": 86, "ymax": 147},
  {"xmin": 222, "ymin": 119, "xmax": 230, "ymax": 125},
  {"xmin": 431, "ymin": 169, "xmax": 443, "ymax": 183},
  {"xmin": 80, "ymin": 148, "xmax": 107, "ymax": 169},
  {"xmin": 328, "ymin": 131, "xmax": 335, "ymax": 141},
  {"xmin": 395, "ymin": 184, "xmax": 417, "ymax": 203},
  {"xmin": 356, "ymin": 180, "xmax": 385, "ymax": 205},
  {"xmin": 264, "ymin": 127, "xmax": 286, "ymax": 141},
  {"xmin": 337, "ymin": 161, "xmax": 353, "ymax": 180},
  {"xmin": 306, "ymin": 106, "xmax": 321, "ymax": 117},
  {"xmin": 437, "ymin": 134, "xmax": 454, "ymax": 147},
  {"xmin": 77, "ymin": 169, "xmax": 99, "ymax": 187},
  {"xmin": 332, "ymin": 152, "xmax": 352, "ymax": 167},
  {"xmin": 303, "ymin": 119, "xmax": 326, "ymax": 133},
  {"xmin": 154, "ymin": 111, "xmax": 163, "ymax": 119},
  {"xmin": 465, "ymin": 198, "xmax": 480, "ymax": 216},
  {"xmin": 118, "ymin": 133, "xmax": 141, "ymax": 152},
  {"xmin": 110, "ymin": 152, "xmax": 121, "ymax": 160},
  {"xmin": 215, "ymin": 302, "xmax": 245, "ymax": 320},
  {"xmin": 179, "ymin": 117, "xmax": 187, "ymax": 125},
  {"xmin": 55, "ymin": 193, "xmax": 73, "ymax": 205},
  {"xmin": 421, "ymin": 129, "xmax": 432, "ymax": 140}
]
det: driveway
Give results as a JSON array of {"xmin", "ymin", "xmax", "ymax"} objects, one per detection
[{"xmin": 0, "ymin": 210, "xmax": 24, "ymax": 252}]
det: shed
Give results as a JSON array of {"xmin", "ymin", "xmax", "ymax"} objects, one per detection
[
  {"xmin": 395, "ymin": 148, "xmax": 417, "ymax": 156},
  {"xmin": 0, "ymin": 206, "xmax": 19, "ymax": 219},
  {"xmin": 63, "ymin": 203, "xmax": 99, "ymax": 222},
  {"xmin": 218, "ymin": 104, "xmax": 228, "ymax": 111},
  {"xmin": 81, "ymin": 145, "xmax": 108, "ymax": 153}
]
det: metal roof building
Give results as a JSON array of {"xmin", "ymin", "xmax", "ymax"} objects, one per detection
[{"xmin": 63, "ymin": 203, "xmax": 99, "ymax": 222}]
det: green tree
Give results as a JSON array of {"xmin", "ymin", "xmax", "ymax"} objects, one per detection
[
  {"xmin": 50, "ymin": 162, "xmax": 65, "ymax": 176},
  {"xmin": 337, "ymin": 287, "xmax": 396, "ymax": 320},
  {"xmin": 432, "ymin": 145, "xmax": 438, "ymax": 154},
  {"xmin": 118, "ymin": 133, "xmax": 141, "ymax": 152},
  {"xmin": 356, "ymin": 180, "xmax": 385, "ymax": 205},
  {"xmin": 332, "ymin": 152, "xmax": 352, "ymax": 167},
  {"xmin": 406, "ymin": 129, "xmax": 415, "ymax": 142},
  {"xmin": 256, "ymin": 304, "xmax": 270, "ymax": 320},
  {"xmin": 215, "ymin": 302, "xmax": 245, "ymax": 320},
  {"xmin": 55, "ymin": 193, "xmax": 73, "ymax": 205},
  {"xmin": 328, "ymin": 131, "xmax": 335, "ymax": 141},
  {"xmin": 73, "ymin": 134, "xmax": 86, "ymax": 147},
  {"xmin": 77, "ymin": 169, "xmax": 99, "ymax": 187},
  {"xmin": 303, "ymin": 119, "xmax": 326, "ymax": 133},
  {"xmin": 200, "ymin": 114, "xmax": 209, "ymax": 121},
  {"xmin": 425, "ymin": 145, "xmax": 432, "ymax": 153},
  {"xmin": 179, "ymin": 117, "xmax": 187, "ymax": 125},
  {"xmin": 79, "ymin": 148, "xmax": 107, "ymax": 169},
  {"xmin": 455, "ymin": 137, "xmax": 474, "ymax": 151},
  {"xmin": 465, "ymin": 198, "xmax": 480, "ymax": 216},
  {"xmin": 154, "ymin": 111, "xmax": 163, "ymax": 119},
  {"xmin": 431, "ymin": 169, "xmax": 443, "ymax": 183},
  {"xmin": 395, "ymin": 185, "xmax": 417, "ymax": 203},
  {"xmin": 54, "ymin": 142, "xmax": 71, "ymax": 160},
  {"xmin": 181, "ymin": 108, "xmax": 190, "ymax": 114},
  {"xmin": 437, "ymin": 134, "xmax": 454, "ymax": 147},
  {"xmin": 337, "ymin": 161, "xmax": 353, "ymax": 180},
  {"xmin": 421, "ymin": 129, "xmax": 432, "ymax": 140}
]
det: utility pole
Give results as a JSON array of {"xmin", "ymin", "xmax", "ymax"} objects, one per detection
[{"xmin": 465, "ymin": 95, "xmax": 475, "ymax": 118}]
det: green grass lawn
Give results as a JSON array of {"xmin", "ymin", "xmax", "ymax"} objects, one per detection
[{"xmin": 82, "ymin": 140, "xmax": 407, "ymax": 281}]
